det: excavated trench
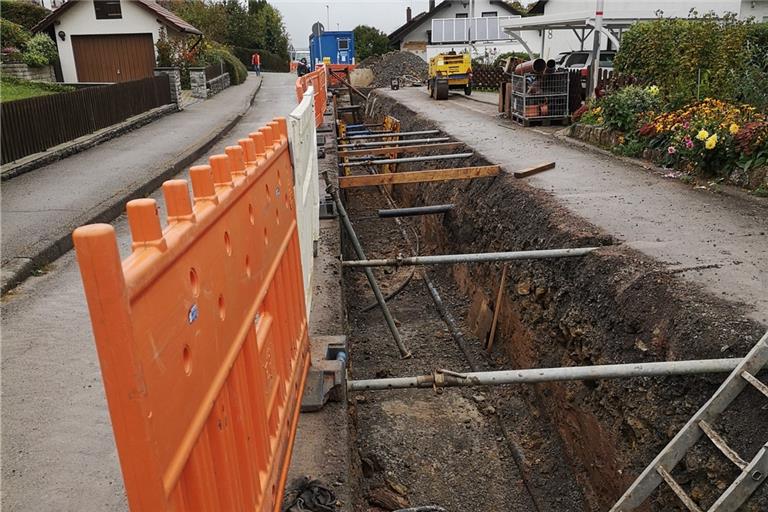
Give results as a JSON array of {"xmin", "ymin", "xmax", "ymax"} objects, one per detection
[{"xmin": 336, "ymin": 91, "xmax": 767, "ymax": 512}]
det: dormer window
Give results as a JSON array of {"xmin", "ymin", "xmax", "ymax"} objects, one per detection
[{"xmin": 94, "ymin": 0, "xmax": 122, "ymax": 20}]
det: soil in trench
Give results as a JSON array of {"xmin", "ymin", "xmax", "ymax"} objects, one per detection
[
  {"xmin": 337, "ymin": 92, "xmax": 768, "ymax": 512},
  {"xmin": 342, "ymin": 183, "xmax": 586, "ymax": 511}
]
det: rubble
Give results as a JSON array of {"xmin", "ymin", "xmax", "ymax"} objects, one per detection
[{"xmin": 358, "ymin": 51, "xmax": 428, "ymax": 88}]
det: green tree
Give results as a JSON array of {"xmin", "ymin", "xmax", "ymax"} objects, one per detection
[
  {"xmin": 353, "ymin": 25, "xmax": 390, "ymax": 61},
  {"xmin": 161, "ymin": 0, "xmax": 289, "ymax": 58}
]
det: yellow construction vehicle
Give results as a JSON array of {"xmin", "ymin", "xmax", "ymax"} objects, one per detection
[{"xmin": 427, "ymin": 52, "xmax": 472, "ymax": 100}]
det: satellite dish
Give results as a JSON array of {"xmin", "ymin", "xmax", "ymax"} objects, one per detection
[{"xmin": 312, "ymin": 22, "xmax": 325, "ymax": 37}]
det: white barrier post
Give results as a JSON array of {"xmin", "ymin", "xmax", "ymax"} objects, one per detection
[{"xmin": 288, "ymin": 86, "xmax": 321, "ymax": 316}]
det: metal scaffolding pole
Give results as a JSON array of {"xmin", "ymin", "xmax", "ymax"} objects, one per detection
[
  {"xmin": 378, "ymin": 204, "xmax": 455, "ymax": 218},
  {"xmin": 324, "ymin": 174, "xmax": 412, "ymax": 358},
  {"xmin": 342, "ymin": 247, "xmax": 600, "ymax": 268},
  {"xmin": 337, "ymin": 137, "xmax": 452, "ymax": 149},
  {"xmin": 339, "ymin": 152, "xmax": 473, "ymax": 168},
  {"xmin": 344, "ymin": 130, "xmax": 441, "ymax": 141},
  {"xmin": 348, "ymin": 359, "xmax": 744, "ymax": 391}
]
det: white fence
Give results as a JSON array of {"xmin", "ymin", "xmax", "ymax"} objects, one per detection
[
  {"xmin": 431, "ymin": 16, "xmax": 521, "ymax": 44},
  {"xmin": 288, "ymin": 86, "xmax": 320, "ymax": 315}
]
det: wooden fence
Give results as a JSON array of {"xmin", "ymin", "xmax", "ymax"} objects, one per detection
[
  {"xmin": 472, "ymin": 64, "xmax": 506, "ymax": 90},
  {"xmin": 1, "ymin": 75, "xmax": 172, "ymax": 165}
]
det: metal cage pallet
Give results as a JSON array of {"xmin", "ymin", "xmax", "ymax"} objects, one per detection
[{"xmin": 510, "ymin": 71, "xmax": 570, "ymax": 126}]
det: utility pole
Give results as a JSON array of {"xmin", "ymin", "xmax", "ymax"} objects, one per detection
[{"xmin": 589, "ymin": 0, "xmax": 604, "ymax": 98}]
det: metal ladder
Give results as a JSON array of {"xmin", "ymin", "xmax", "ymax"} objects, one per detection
[{"xmin": 611, "ymin": 330, "xmax": 768, "ymax": 512}]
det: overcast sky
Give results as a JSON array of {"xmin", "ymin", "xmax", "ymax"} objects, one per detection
[{"xmin": 270, "ymin": 0, "xmax": 431, "ymax": 49}]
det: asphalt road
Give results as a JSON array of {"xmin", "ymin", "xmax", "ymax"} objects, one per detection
[
  {"xmin": 0, "ymin": 72, "xmax": 299, "ymax": 512},
  {"xmin": 382, "ymin": 87, "xmax": 768, "ymax": 326}
]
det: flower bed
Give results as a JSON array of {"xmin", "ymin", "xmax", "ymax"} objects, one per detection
[{"xmin": 573, "ymin": 91, "xmax": 768, "ymax": 193}]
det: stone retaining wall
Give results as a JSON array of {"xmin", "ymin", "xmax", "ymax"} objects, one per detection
[
  {"xmin": 207, "ymin": 73, "xmax": 230, "ymax": 98},
  {"xmin": 1, "ymin": 63, "xmax": 55, "ymax": 82},
  {"xmin": 567, "ymin": 123, "xmax": 768, "ymax": 190}
]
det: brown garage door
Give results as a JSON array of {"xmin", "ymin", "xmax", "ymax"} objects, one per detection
[{"xmin": 72, "ymin": 33, "xmax": 155, "ymax": 83}]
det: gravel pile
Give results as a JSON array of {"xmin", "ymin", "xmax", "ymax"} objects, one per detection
[{"xmin": 358, "ymin": 51, "xmax": 428, "ymax": 88}]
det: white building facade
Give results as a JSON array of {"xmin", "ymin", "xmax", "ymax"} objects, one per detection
[
  {"xmin": 33, "ymin": 0, "xmax": 201, "ymax": 83},
  {"xmin": 391, "ymin": 0, "xmax": 768, "ymax": 62}
]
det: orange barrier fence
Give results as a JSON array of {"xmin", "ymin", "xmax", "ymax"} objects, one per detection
[
  {"xmin": 295, "ymin": 65, "xmax": 327, "ymax": 127},
  {"xmin": 74, "ymin": 118, "xmax": 310, "ymax": 511},
  {"xmin": 325, "ymin": 64, "xmax": 357, "ymax": 88}
]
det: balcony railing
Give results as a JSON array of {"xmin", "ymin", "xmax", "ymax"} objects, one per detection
[{"xmin": 430, "ymin": 16, "xmax": 521, "ymax": 44}]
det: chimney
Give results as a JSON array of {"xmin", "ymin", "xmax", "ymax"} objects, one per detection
[
  {"xmin": 406, "ymin": 6, "xmax": 412, "ymax": 22},
  {"xmin": 429, "ymin": 0, "xmax": 435, "ymax": 10}
]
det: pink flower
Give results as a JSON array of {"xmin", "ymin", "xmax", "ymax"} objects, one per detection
[
  {"xmin": 683, "ymin": 122, "xmax": 690, "ymax": 129},
  {"xmin": 668, "ymin": 146, "xmax": 677, "ymax": 155},
  {"xmin": 684, "ymin": 136, "xmax": 693, "ymax": 149}
]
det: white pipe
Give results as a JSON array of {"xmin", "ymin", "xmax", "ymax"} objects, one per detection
[
  {"xmin": 342, "ymin": 247, "xmax": 600, "ymax": 268},
  {"xmin": 590, "ymin": 0, "xmax": 605, "ymax": 97},
  {"xmin": 348, "ymin": 359, "xmax": 744, "ymax": 391}
]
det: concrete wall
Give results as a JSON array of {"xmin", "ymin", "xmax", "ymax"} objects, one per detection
[
  {"xmin": 741, "ymin": 0, "xmax": 768, "ymax": 20},
  {"xmin": 53, "ymin": 0, "xmax": 166, "ymax": 82}
]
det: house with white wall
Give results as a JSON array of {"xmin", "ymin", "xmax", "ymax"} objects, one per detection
[
  {"xmin": 33, "ymin": 0, "xmax": 201, "ymax": 83},
  {"xmin": 515, "ymin": 0, "xmax": 768, "ymax": 60},
  {"xmin": 391, "ymin": 0, "xmax": 768, "ymax": 62},
  {"xmin": 389, "ymin": 0, "xmax": 528, "ymax": 62}
]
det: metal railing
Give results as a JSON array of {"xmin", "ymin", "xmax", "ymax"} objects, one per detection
[{"xmin": 431, "ymin": 16, "xmax": 521, "ymax": 44}]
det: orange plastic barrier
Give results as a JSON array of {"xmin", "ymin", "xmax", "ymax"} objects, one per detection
[
  {"xmin": 73, "ymin": 118, "xmax": 309, "ymax": 511},
  {"xmin": 326, "ymin": 64, "xmax": 357, "ymax": 88},
  {"xmin": 295, "ymin": 65, "xmax": 327, "ymax": 128}
]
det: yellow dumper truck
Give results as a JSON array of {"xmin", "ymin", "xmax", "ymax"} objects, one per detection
[{"xmin": 427, "ymin": 52, "xmax": 472, "ymax": 100}]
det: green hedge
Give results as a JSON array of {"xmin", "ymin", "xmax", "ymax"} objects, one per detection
[
  {"xmin": 0, "ymin": 0, "xmax": 49, "ymax": 30},
  {"xmin": 207, "ymin": 47, "xmax": 248, "ymax": 85},
  {"xmin": 232, "ymin": 47, "xmax": 289, "ymax": 72},
  {"xmin": 614, "ymin": 15, "xmax": 768, "ymax": 109}
]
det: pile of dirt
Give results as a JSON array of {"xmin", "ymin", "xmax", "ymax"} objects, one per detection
[{"xmin": 358, "ymin": 51, "xmax": 428, "ymax": 87}]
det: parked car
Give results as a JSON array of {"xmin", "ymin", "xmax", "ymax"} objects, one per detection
[
  {"xmin": 561, "ymin": 50, "xmax": 616, "ymax": 71},
  {"xmin": 560, "ymin": 50, "xmax": 616, "ymax": 96}
]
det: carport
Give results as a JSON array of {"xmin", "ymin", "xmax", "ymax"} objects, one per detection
[{"xmin": 498, "ymin": 11, "xmax": 652, "ymax": 57}]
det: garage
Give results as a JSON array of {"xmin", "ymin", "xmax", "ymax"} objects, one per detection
[{"xmin": 72, "ymin": 33, "xmax": 156, "ymax": 83}]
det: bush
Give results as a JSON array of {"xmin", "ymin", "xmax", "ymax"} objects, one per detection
[
  {"xmin": 208, "ymin": 45, "xmax": 248, "ymax": 84},
  {"xmin": 232, "ymin": 47, "xmax": 288, "ymax": 72},
  {"xmin": 614, "ymin": 14, "xmax": 768, "ymax": 109},
  {"xmin": 598, "ymin": 85, "xmax": 662, "ymax": 133},
  {"xmin": 0, "ymin": 18, "xmax": 31, "ymax": 50},
  {"xmin": 0, "ymin": 0, "xmax": 49, "ymax": 29},
  {"xmin": 22, "ymin": 33, "xmax": 57, "ymax": 67}
]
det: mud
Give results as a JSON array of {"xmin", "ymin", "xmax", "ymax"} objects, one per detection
[{"xmin": 338, "ymin": 92, "xmax": 767, "ymax": 511}]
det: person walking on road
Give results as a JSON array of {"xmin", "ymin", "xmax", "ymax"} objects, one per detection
[{"xmin": 251, "ymin": 52, "xmax": 261, "ymax": 76}]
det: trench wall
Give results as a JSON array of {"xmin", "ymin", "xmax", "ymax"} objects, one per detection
[{"xmin": 364, "ymin": 91, "xmax": 768, "ymax": 511}]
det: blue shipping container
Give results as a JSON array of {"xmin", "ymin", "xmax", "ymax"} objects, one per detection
[{"xmin": 309, "ymin": 31, "xmax": 356, "ymax": 69}]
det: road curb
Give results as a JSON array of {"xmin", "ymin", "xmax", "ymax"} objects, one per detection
[{"xmin": 1, "ymin": 77, "xmax": 264, "ymax": 295}]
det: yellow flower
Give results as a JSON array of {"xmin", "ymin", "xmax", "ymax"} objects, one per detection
[
  {"xmin": 696, "ymin": 129, "xmax": 709, "ymax": 141},
  {"xmin": 705, "ymin": 134, "xmax": 718, "ymax": 150},
  {"xmin": 729, "ymin": 123, "xmax": 739, "ymax": 134},
  {"xmin": 647, "ymin": 85, "xmax": 660, "ymax": 96}
]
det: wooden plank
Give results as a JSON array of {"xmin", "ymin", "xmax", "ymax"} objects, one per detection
[
  {"xmin": 486, "ymin": 263, "xmax": 508, "ymax": 353},
  {"xmin": 338, "ymin": 142, "xmax": 464, "ymax": 158},
  {"xmin": 513, "ymin": 161, "xmax": 556, "ymax": 178},
  {"xmin": 338, "ymin": 165, "xmax": 500, "ymax": 189}
]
